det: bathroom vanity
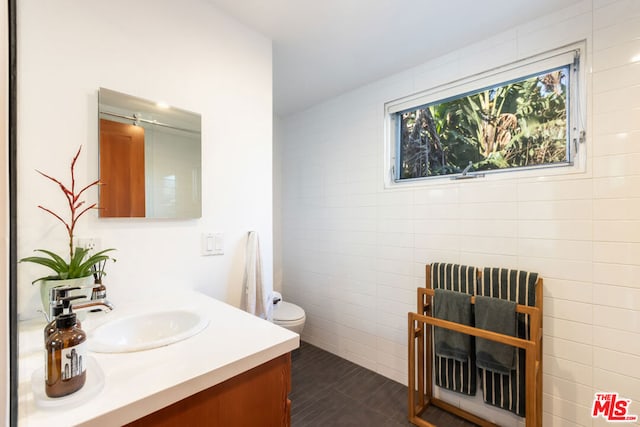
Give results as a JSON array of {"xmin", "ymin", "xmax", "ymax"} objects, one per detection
[{"xmin": 18, "ymin": 291, "xmax": 299, "ymax": 426}]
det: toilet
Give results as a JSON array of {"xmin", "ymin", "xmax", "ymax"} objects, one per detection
[{"xmin": 271, "ymin": 291, "xmax": 306, "ymax": 335}]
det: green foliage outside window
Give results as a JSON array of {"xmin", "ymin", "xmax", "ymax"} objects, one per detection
[{"xmin": 397, "ymin": 66, "xmax": 569, "ymax": 179}]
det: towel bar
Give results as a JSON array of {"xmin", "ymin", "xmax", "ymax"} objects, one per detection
[{"xmin": 408, "ymin": 263, "xmax": 543, "ymax": 427}]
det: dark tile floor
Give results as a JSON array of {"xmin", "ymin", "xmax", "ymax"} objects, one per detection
[{"xmin": 290, "ymin": 342, "xmax": 478, "ymax": 427}]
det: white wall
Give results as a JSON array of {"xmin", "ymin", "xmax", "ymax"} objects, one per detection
[
  {"xmin": 17, "ymin": 0, "xmax": 273, "ymax": 316},
  {"xmin": 278, "ymin": 0, "xmax": 640, "ymax": 426},
  {"xmin": 273, "ymin": 114, "xmax": 283, "ymax": 292}
]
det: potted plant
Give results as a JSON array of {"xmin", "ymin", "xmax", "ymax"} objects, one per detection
[{"xmin": 20, "ymin": 146, "xmax": 115, "ymax": 313}]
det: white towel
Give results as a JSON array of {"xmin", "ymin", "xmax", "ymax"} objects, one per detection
[{"xmin": 241, "ymin": 231, "xmax": 272, "ymax": 320}]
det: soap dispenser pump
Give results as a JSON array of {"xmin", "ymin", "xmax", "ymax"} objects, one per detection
[
  {"xmin": 44, "ymin": 295, "xmax": 84, "ymax": 341},
  {"xmin": 45, "ymin": 306, "xmax": 87, "ymax": 397},
  {"xmin": 43, "ymin": 302, "xmax": 63, "ymax": 341}
]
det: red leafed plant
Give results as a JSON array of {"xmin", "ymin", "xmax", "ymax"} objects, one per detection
[{"xmin": 20, "ymin": 146, "xmax": 115, "ymax": 283}]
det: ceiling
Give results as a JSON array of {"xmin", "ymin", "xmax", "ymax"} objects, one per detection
[{"xmin": 208, "ymin": 0, "xmax": 582, "ymax": 116}]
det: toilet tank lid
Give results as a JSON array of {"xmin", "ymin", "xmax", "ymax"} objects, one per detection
[{"xmin": 273, "ymin": 301, "xmax": 305, "ymax": 321}]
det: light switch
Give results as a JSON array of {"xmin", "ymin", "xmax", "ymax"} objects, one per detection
[
  {"xmin": 213, "ymin": 233, "xmax": 224, "ymax": 254},
  {"xmin": 202, "ymin": 232, "xmax": 224, "ymax": 256}
]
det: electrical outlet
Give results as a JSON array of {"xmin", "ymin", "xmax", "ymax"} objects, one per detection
[{"xmin": 76, "ymin": 237, "xmax": 100, "ymax": 251}]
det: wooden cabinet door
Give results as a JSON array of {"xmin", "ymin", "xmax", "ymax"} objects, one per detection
[{"xmin": 126, "ymin": 353, "xmax": 292, "ymax": 427}]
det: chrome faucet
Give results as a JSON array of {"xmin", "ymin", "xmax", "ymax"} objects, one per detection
[
  {"xmin": 49, "ymin": 285, "xmax": 80, "ymax": 320},
  {"xmin": 71, "ymin": 299, "xmax": 115, "ymax": 313},
  {"xmin": 48, "ymin": 284, "xmax": 114, "ymax": 320}
]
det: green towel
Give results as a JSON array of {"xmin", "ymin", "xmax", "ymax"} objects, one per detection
[
  {"xmin": 433, "ymin": 289, "xmax": 472, "ymax": 362},
  {"xmin": 475, "ymin": 295, "xmax": 516, "ymax": 375}
]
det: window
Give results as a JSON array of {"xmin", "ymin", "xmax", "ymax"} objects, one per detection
[{"xmin": 385, "ymin": 44, "xmax": 585, "ymax": 183}]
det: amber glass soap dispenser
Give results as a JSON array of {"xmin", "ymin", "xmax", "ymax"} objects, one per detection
[{"xmin": 45, "ymin": 310, "xmax": 87, "ymax": 397}]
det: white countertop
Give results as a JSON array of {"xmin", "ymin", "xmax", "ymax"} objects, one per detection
[{"xmin": 18, "ymin": 290, "xmax": 299, "ymax": 427}]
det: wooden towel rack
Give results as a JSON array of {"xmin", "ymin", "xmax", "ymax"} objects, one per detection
[{"xmin": 408, "ymin": 264, "xmax": 543, "ymax": 427}]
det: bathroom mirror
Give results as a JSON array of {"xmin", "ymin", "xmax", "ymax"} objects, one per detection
[{"xmin": 98, "ymin": 88, "xmax": 202, "ymax": 218}]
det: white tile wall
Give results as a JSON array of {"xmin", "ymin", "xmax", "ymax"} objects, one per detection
[{"xmin": 278, "ymin": 1, "xmax": 640, "ymax": 425}]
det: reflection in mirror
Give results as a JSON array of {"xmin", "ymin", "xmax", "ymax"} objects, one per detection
[{"xmin": 98, "ymin": 88, "xmax": 202, "ymax": 218}]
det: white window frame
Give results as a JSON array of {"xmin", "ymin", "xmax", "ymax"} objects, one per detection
[{"xmin": 383, "ymin": 41, "xmax": 587, "ymax": 188}]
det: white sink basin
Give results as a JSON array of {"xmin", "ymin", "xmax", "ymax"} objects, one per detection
[{"xmin": 89, "ymin": 309, "xmax": 209, "ymax": 353}]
